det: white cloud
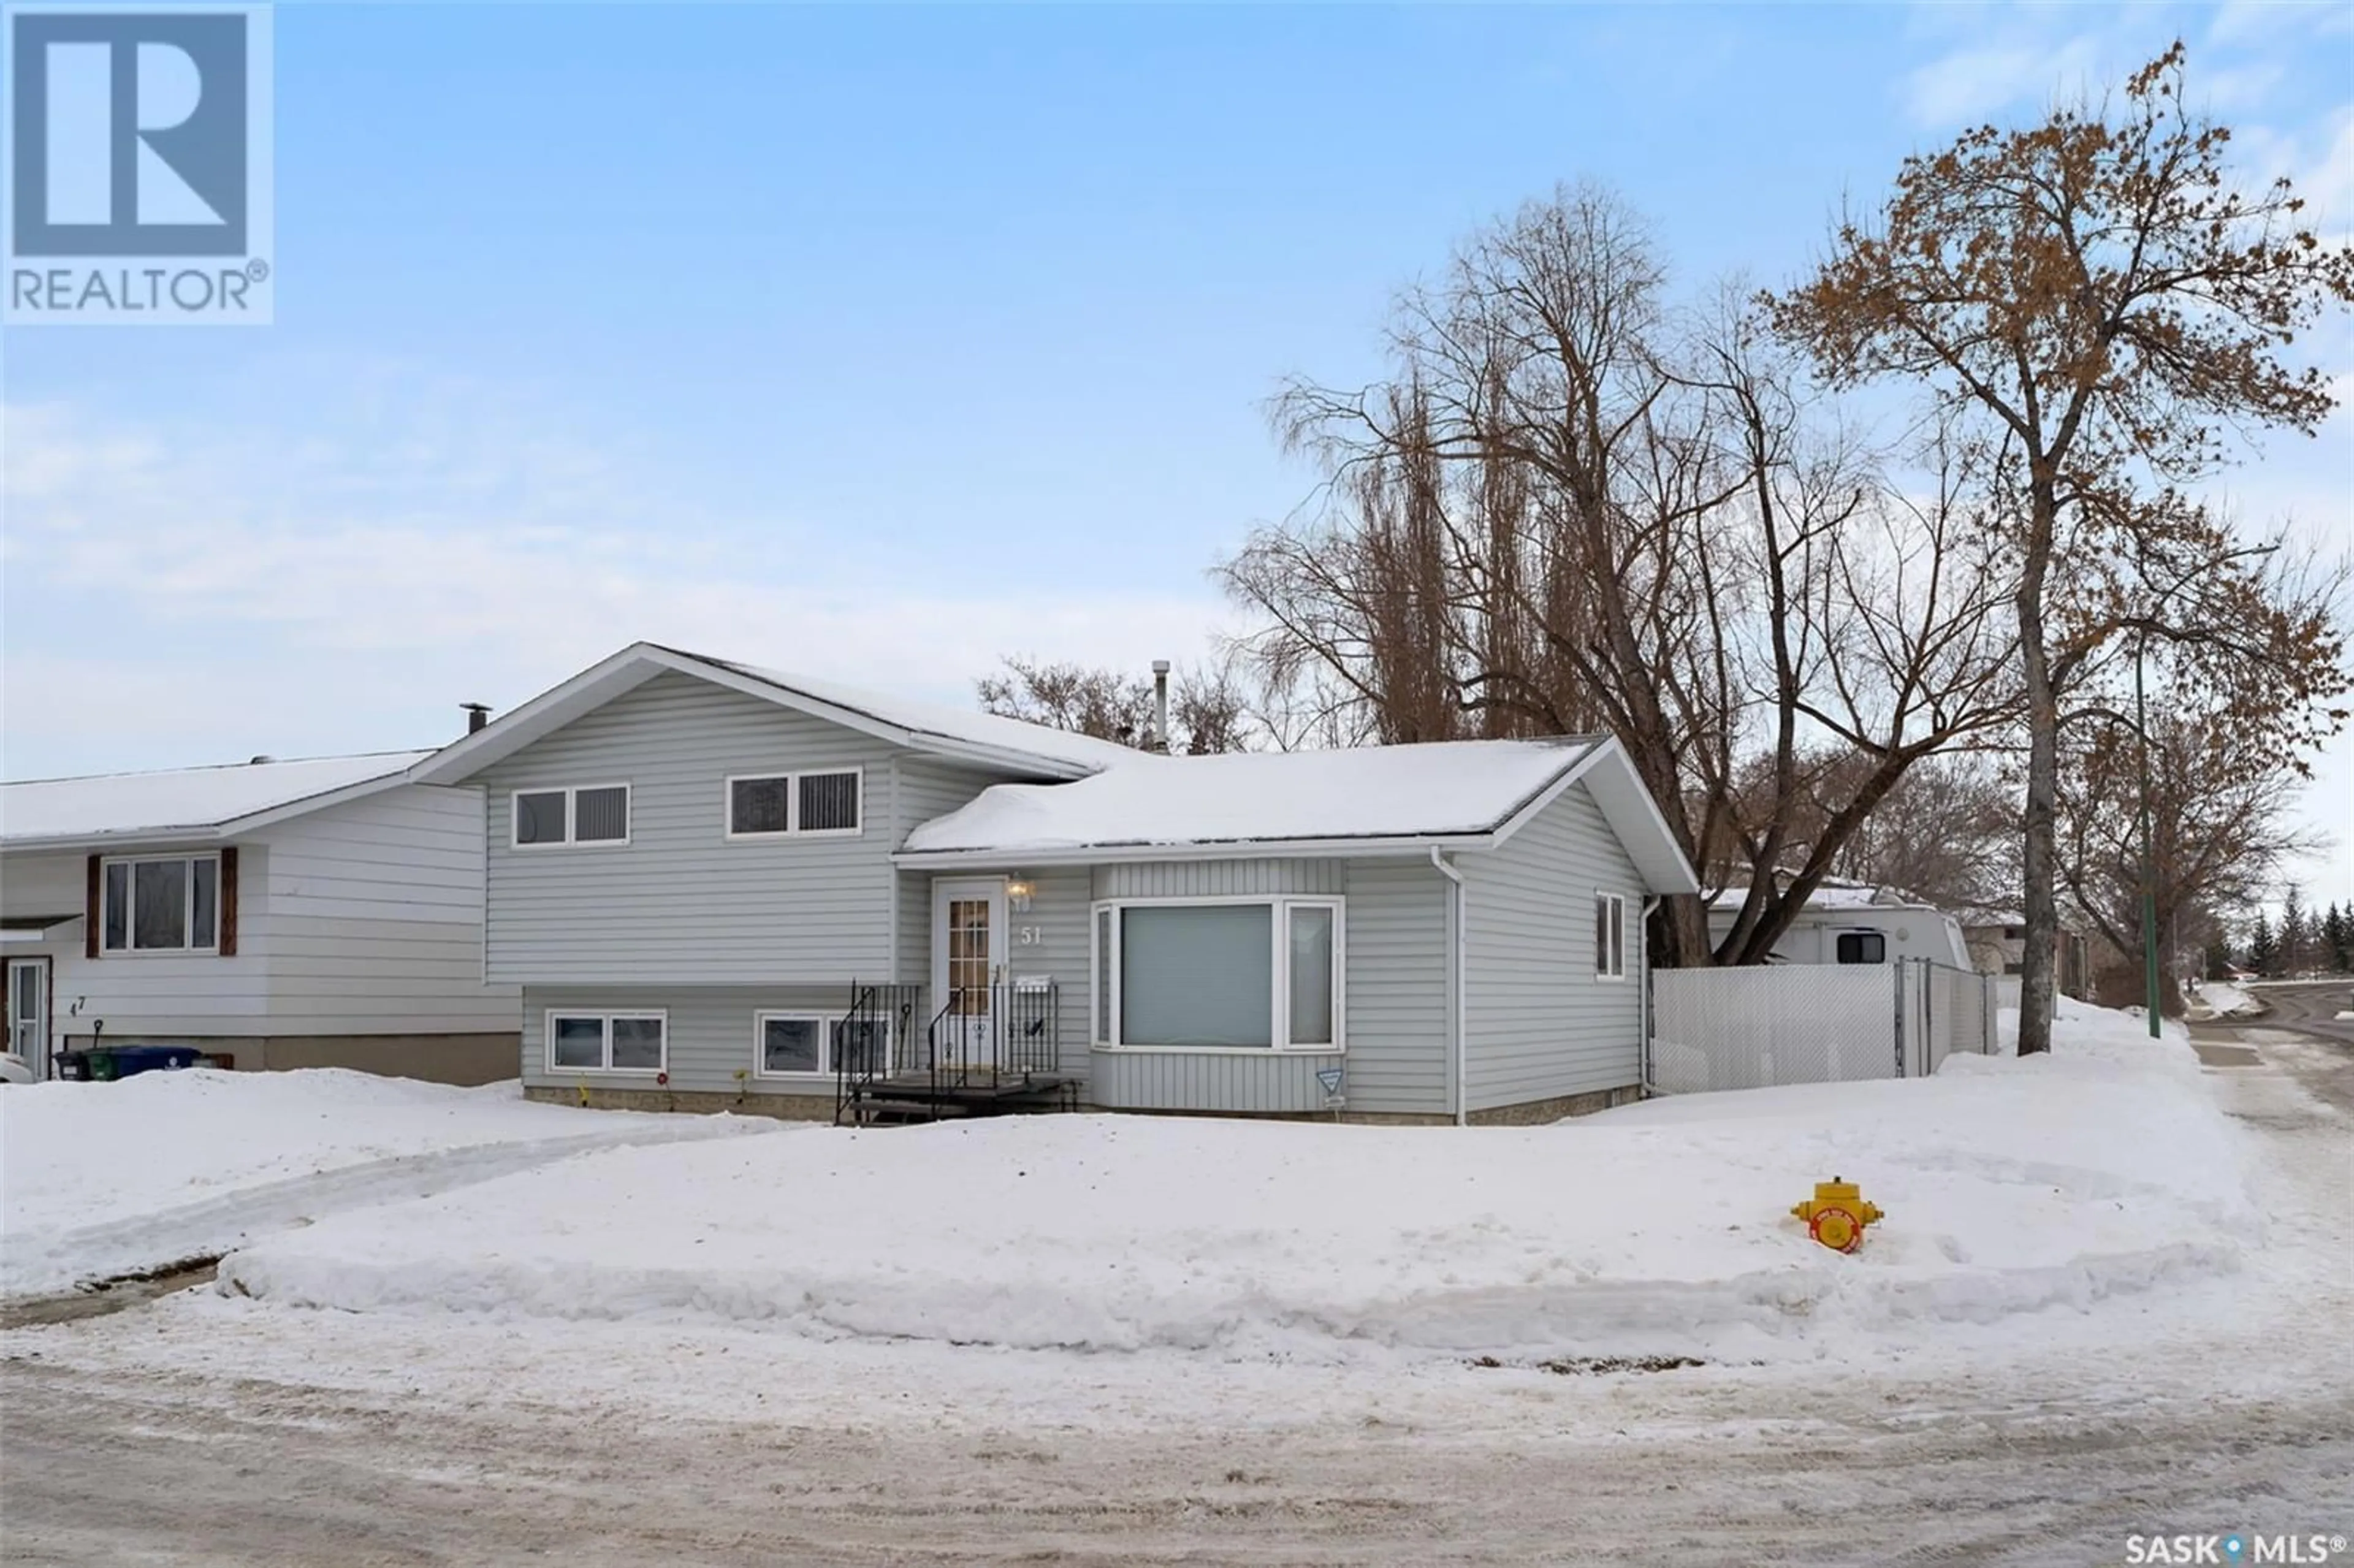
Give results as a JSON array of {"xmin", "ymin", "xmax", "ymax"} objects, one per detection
[
  {"xmin": 1900, "ymin": 35, "xmax": 2102, "ymax": 127},
  {"xmin": 1, "ymin": 386, "xmax": 1241, "ymax": 778}
]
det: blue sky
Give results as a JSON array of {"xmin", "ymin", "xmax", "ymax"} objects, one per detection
[{"xmin": 4, "ymin": 2, "xmax": 2350, "ymax": 899}]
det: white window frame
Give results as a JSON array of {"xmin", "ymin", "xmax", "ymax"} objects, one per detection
[
  {"xmin": 1088, "ymin": 895, "xmax": 1346, "ymax": 1054},
  {"xmin": 1595, "ymin": 891, "xmax": 1628, "ymax": 982},
  {"xmin": 751, "ymin": 1008, "xmax": 893, "ymax": 1079},
  {"xmin": 99, "ymin": 853, "xmax": 221, "ymax": 956},
  {"xmin": 722, "ymin": 767, "xmax": 865, "ymax": 841},
  {"xmin": 510, "ymin": 783, "xmax": 632, "ymax": 850},
  {"xmin": 543, "ymin": 1008, "xmax": 666, "ymax": 1075}
]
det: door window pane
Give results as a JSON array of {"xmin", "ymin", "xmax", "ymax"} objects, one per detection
[
  {"xmin": 191, "ymin": 858, "xmax": 219, "ymax": 949},
  {"xmin": 551, "ymin": 1016, "xmax": 604, "ymax": 1068},
  {"xmin": 1121, "ymin": 905, "xmax": 1272, "ymax": 1047},
  {"xmin": 731, "ymin": 777, "xmax": 791, "ymax": 835},
  {"xmin": 1287, "ymin": 906, "xmax": 1335, "ymax": 1046},
  {"xmin": 610, "ymin": 1016, "xmax": 664, "ymax": 1069},
  {"xmin": 515, "ymin": 791, "xmax": 566, "ymax": 845},
  {"xmin": 763, "ymin": 1016, "xmax": 821, "ymax": 1074},
  {"xmin": 103, "ymin": 862, "xmax": 130, "ymax": 951},
  {"xmin": 132, "ymin": 860, "xmax": 188, "ymax": 950},
  {"xmin": 798, "ymin": 772, "xmax": 859, "ymax": 832},
  {"xmin": 948, "ymin": 898, "xmax": 991, "ymax": 1012},
  {"xmin": 574, "ymin": 787, "xmax": 630, "ymax": 842}
]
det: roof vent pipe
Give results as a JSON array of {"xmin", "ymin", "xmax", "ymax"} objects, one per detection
[
  {"xmin": 461, "ymin": 702, "xmax": 492, "ymax": 735},
  {"xmin": 1151, "ymin": 660, "xmax": 1171, "ymax": 755}
]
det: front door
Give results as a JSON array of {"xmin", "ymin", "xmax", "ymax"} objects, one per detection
[
  {"xmin": 931, "ymin": 878, "xmax": 1007, "ymax": 1071},
  {"xmin": 6, "ymin": 957, "xmax": 51, "ymax": 1076}
]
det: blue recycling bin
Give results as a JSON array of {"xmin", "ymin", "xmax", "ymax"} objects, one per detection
[{"xmin": 101, "ymin": 1045, "xmax": 202, "ymax": 1077}]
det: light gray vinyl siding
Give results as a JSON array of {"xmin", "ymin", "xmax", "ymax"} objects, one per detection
[
  {"xmin": 478, "ymin": 672, "xmax": 910, "ymax": 984},
  {"xmin": 1338, "ymin": 858, "xmax": 1452, "ymax": 1117},
  {"xmin": 1458, "ymin": 780, "xmax": 1644, "ymax": 1110},
  {"xmin": 1011, "ymin": 855, "xmax": 1455, "ymax": 1117},
  {"xmin": 522, "ymin": 983, "xmax": 877, "ymax": 1095},
  {"xmin": 0, "ymin": 783, "xmax": 515, "ymax": 1049},
  {"xmin": 251, "ymin": 783, "xmax": 519, "ymax": 1035},
  {"xmin": 1094, "ymin": 859, "xmax": 1346, "ymax": 899},
  {"xmin": 1091, "ymin": 1046, "xmax": 1344, "ymax": 1113},
  {"xmin": 892, "ymin": 757, "xmax": 1013, "ymax": 984}
]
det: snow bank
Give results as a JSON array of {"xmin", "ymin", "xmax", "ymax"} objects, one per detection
[
  {"xmin": 214, "ymin": 1001, "xmax": 2259, "ymax": 1363},
  {"xmin": 2194, "ymin": 981, "xmax": 2263, "ymax": 1018},
  {"xmin": 1, "ymin": 1069, "xmax": 783, "ymax": 1295}
]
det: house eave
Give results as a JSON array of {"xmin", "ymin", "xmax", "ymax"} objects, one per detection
[
  {"xmin": 893, "ymin": 831, "xmax": 1503, "ymax": 870},
  {"xmin": 408, "ymin": 643, "xmax": 1106, "ymax": 788}
]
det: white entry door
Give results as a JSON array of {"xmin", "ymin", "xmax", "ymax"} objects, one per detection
[
  {"xmin": 931, "ymin": 878, "xmax": 1007, "ymax": 1070},
  {"xmin": 7, "ymin": 957, "xmax": 50, "ymax": 1076}
]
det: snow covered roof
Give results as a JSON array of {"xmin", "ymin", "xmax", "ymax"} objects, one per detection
[
  {"xmin": 899, "ymin": 736, "xmax": 1702, "ymax": 892},
  {"xmin": 410, "ymin": 643, "xmax": 1142, "ymax": 787},
  {"xmin": 0, "ymin": 751, "xmax": 432, "ymax": 851}
]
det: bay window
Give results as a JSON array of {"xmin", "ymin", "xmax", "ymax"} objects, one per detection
[{"xmin": 1091, "ymin": 897, "xmax": 1343, "ymax": 1051}]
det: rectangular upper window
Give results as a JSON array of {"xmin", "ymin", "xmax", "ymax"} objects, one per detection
[
  {"xmin": 1091, "ymin": 897, "xmax": 1343, "ymax": 1051},
  {"xmin": 545, "ymin": 1010, "xmax": 665, "ymax": 1074},
  {"xmin": 1835, "ymin": 931, "xmax": 1887, "ymax": 965},
  {"xmin": 101, "ymin": 854, "xmax": 220, "ymax": 954},
  {"xmin": 512, "ymin": 785, "xmax": 630, "ymax": 848},
  {"xmin": 1594, "ymin": 892, "xmax": 1626, "ymax": 981},
  {"xmin": 725, "ymin": 769, "xmax": 861, "ymax": 838},
  {"xmin": 755, "ymin": 1010, "xmax": 892, "ymax": 1077}
]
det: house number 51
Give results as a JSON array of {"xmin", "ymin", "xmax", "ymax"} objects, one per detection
[{"xmin": 1017, "ymin": 926, "xmax": 1042, "ymax": 945}]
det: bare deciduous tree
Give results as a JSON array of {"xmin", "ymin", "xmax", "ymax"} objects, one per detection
[
  {"xmin": 977, "ymin": 655, "xmax": 1254, "ymax": 755},
  {"xmin": 1221, "ymin": 187, "xmax": 2018, "ymax": 965},
  {"xmin": 1769, "ymin": 42, "xmax": 2354, "ymax": 1051}
]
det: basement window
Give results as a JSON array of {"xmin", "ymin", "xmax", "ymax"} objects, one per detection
[
  {"xmin": 546, "ymin": 1011, "xmax": 665, "ymax": 1074},
  {"xmin": 754, "ymin": 1010, "xmax": 892, "ymax": 1077}
]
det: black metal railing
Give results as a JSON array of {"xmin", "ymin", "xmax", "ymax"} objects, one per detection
[
  {"xmin": 921, "ymin": 982, "xmax": 1061, "ymax": 1093},
  {"xmin": 832, "ymin": 981, "xmax": 922, "ymax": 1123}
]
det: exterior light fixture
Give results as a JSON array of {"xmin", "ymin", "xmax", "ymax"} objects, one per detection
[{"xmin": 1006, "ymin": 877, "xmax": 1034, "ymax": 912}]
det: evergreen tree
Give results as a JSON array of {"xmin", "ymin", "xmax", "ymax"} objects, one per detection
[
  {"xmin": 2325, "ymin": 902, "xmax": 2352, "ymax": 973},
  {"xmin": 2280, "ymin": 885, "xmax": 2307, "ymax": 977},
  {"xmin": 2247, "ymin": 910, "xmax": 2279, "ymax": 977},
  {"xmin": 2204, "ymin": 927, "xmax": 2236, "ymax": 982}
]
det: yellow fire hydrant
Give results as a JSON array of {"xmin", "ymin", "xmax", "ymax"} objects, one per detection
[{"xmin": 1791, "ymin": 1176, "xmax": 1883, "ymax": 1254}]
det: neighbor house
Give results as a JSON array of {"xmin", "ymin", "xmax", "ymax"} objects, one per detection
[
  {"xmin": 0, "ymin": 752, "xmax": 520, "ymax": 1081},
  {"xmin": 1705, "ymin": 875, "xmax": 1971, "ymax": 969},
  {"xmin": 409, "ymin": 642, "xmax": 1699, "ymax": 1124},
  {"xmin": 1957, "ymin": 908, "xmax": 2092, "ymax": 1000}
]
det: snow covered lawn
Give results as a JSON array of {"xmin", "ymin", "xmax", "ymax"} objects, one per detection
[
  {"xmin": 208, "ymin": 1000, "xmax": 2258, "ymax": 1364},
  {"xmin": 1, "ymin": 1069, "xmax": 785, "ymax": 1296}
]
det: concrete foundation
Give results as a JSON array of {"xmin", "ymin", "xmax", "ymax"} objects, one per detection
[
  {"xmin": 65, "ymin": 1033, "xmax": 521, "ymax": 1087},
  {"xmin": 529, "ymin": 1081, "xmax": 1642, "ymax": 1125}
]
